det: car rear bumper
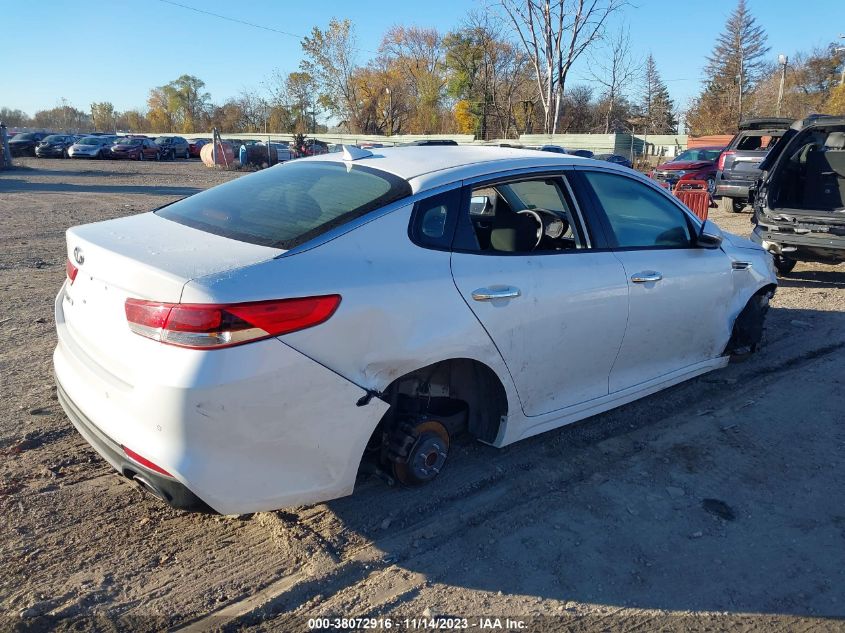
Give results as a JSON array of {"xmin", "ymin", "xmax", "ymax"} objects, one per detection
[
  {"xmin": 56, "ymin": 379, "xmax": 215, "ymax": 512},
  {"xmin": 53, "ymin": 283, "xmax": 388, "ymax": 514},
  {"xmin": 751, "ymin": 225, "xmax": 845, "ymax": 263},
  {"xmin": 715, "ymin": 182, "xmax": 751, "ymax": 198}
]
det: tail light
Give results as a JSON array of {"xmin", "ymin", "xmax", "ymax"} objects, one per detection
[
  {"xmin": 66, "ymin": 258, "xmax": 79, "ymax": 285},
  {"xmin": 717, "ymin": 150, "xmax": 734, "ymax": 171},
  {"xmin": 124, "ymin": 295, "xmax": 341, "ymax": 349},
  {"xmin": 121, "ymin": 445, "xmax": 174, "ymax": 477}
]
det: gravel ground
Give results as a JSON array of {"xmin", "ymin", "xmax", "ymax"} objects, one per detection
[{"xmin": 1, "ymin": 158, "xmax": 844, "ymax": 632}]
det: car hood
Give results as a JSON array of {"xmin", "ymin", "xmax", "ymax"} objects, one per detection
[
  {"xmin": 70, "ymin": 144, "xmax": 98, "ymax": 150},
  {"xmin": 656, "ymin": 160, "xmax": 712, "ymax": 171},
  {"xmin": 721, "ymin": 230, "xmax": 762, "ymax": 252},
  {"xmin": 111, "ymin": 144, "xmax": 138, "ymax": 150}
]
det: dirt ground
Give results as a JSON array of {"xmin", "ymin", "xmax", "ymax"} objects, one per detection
[{"xmin": 1, "ymin": 157, "xmax": 844, "ymax": 632}]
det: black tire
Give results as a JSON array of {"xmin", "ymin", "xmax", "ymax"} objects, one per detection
[
  {"xmin": 138, "ymin": 151, "xmax": 144, "ymax": 161},
  {"xmin": 184, "ymin": 148, "xmax": 190, "ymax": 159},
  {"xmin": 731, "ymin": 199, "xmax": 746, "ymax": 213},
  {"xmin": 706, "ymin": 176, "xmax": 715, "ymax": 195},
  {"xmin": 773, "ymin": 255, "xmax": 797, "ymax": 276}
]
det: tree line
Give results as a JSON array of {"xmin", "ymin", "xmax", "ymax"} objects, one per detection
[{"xmin": 3, "ymin": 0, "xmax": 843, "ymax": 138}]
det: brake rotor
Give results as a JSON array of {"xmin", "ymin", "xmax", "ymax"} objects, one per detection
[{"xmin": 392, "ymin": 419, "xmax": 450, "ymax": 486}]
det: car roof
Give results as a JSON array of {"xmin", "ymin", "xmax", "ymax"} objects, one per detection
[{"xmin": 296, "ymin": 145, "xmax": 604, "ymax": 192}]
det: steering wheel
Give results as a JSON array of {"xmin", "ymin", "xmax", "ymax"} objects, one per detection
[{"xmin": 517, "ymin": 209, "xmax": 545, "ymax": 249}]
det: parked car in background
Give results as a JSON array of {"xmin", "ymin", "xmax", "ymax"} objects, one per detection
[
  {"xmin": 594, "ymin": 153, "xmax": 634, "ymax": 169},
  {"xmin": 188, "ymin": 138, "xmax": 210, "ymax": 157},
  {"xmin": 570, "ymin": 149, "xmax": 594, "ymax": 159},
  {"xmin": 402, "ymin": 139, "xmax": 459, "ymax": 146},
  {"xmin": 55, "ymin": 146, "xmax": 776, "ymax": 514},
  {"xmin": 751, "ymin": 115, "xmax": 845, "ymax": 275},
  {"xmin": 9, "ymin": 132, "xmax": 49, "ymax": 156},
  {"xmin": 650, "ymin": 146, "xmax": 724, "ymax": 193},
  {"xmin": 715, "ymin": 118, "xmax": 792, "ymax": 213},
  {"xmin": 155, "ymin": 136, "xmax": 190, "ymax": 160},
  {"xmin": 110, "ymin": 137, "xmax": 160, "ymax": 160},
  {"xmin": 538, "ymin": 144, "xmax": 568, "ymax": 154},
  {"xmin": 302, "ymin": 139, "xmax": 329, "ymax": 156},
  {"xmin": 35, "ymin": 134, "xmax": 77, "ymax": 158},
  {"xmin": 68, "ymin": 136, "xmax": 115, "ymax": 159}
]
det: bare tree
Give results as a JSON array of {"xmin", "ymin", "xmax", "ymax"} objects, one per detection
[
  {"xmin": 589, "ymin": 26, "xmax": 640, "ymax": 133},
  {"xmin": 498, "ymin": 0, "xmax": 625, "ymax": 133}
]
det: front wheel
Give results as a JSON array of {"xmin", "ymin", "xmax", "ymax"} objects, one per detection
[
  {"xmin": 773, "ymin": 255, "xmax": 797, "ymax": 276},
  {"xmin": 184, "ymin": 148, "xmax": 190, "ymax": 159},
  {"xmin": 706, "ymin": 177, "xmax": 715, "ymax": 195},
  {"xmin": 732, "ymin": 199, "xmax": 746, "ymax": 213}
]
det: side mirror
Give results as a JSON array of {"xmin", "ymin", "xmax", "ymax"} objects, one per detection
[{"xmin": 697, "ymin": 219, "xmax": 723, "ymax": 249}]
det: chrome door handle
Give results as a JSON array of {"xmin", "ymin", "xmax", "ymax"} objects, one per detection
[
  {"xmin": 471, "ymin": 286, "xmax": 521, "ymax": 301},
  {"xmin": 630, "ymin": 271, "xmax": 663, "ymax": 283}
]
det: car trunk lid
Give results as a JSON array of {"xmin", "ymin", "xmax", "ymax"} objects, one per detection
[{"xmin": 62, "ymin": 212, "xmax": 282, "ymax": 377}]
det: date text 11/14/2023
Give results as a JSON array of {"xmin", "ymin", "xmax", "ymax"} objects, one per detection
[{"xmin": 307, "ymin": 617, "xmax": 528, "ymax": 630}]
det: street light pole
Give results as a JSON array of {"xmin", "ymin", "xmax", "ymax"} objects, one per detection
[{"xmin": 776, "ymin": 54, "xmax": 788, "ymax": 116}]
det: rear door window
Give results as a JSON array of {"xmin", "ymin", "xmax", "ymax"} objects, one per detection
[{"xmin": 157, "ymin": 161, "xmax": 411, "ymax": 249}]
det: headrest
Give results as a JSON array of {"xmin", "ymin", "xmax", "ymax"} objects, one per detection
[{"xmin": 824, "ymin": 132, "xmax": 845, "ymax": 150}]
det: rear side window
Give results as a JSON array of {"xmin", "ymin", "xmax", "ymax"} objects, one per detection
[
  {"xmin": 157, "ymin": 161, "xmax": 411, "ymax": 249},
  {"xmin": 583, "ymin": 171, "xmax": 693, "ymax": 249}
]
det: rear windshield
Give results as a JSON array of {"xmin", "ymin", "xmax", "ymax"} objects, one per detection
[
  {"xmin": 735, "ymin": 132, "xmax": 782, "ymax": 151},
  {"xmin": 156, "ymin": 161, "xmax": 412, "ymax": 249}
]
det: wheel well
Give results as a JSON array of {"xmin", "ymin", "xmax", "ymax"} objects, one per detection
[{"xmin": 378, "ymin": 358, "xmax": 508, "ymax": 444}]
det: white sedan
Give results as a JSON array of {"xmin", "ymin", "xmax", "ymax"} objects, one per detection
[{"xmin": 54, "ymin": 146, "xmax": 777, "ymax": 515}]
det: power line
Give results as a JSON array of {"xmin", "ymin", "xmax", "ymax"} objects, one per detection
[
  {"xmin": 157, "ymin": 0, "xmax": 305, "ymax": 40},
  {"xmin": 156, "ymin": 0, "xmax": 380, "ymax": 54}
]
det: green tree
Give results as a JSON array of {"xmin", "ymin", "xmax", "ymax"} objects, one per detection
[
  {"xmin": 639, "ymin": 55, "xmax": 676, "ymax": 134},
  {"xmin": 301, "ymin": 18, "xmax": 364, "ymax": 131},
  {"xmin": 687, "ymin": 0, "xmax": 768, "ymax": 134},
  {"xmin": 90, "ymin": 102, "xmax": 115, "ymax": 131}
]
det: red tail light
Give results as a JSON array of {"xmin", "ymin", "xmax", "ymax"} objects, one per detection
[
  {"xmin": 66, "ymin": 258, "xmax": 79, "ymax": 284},
  {"xmin": 121, "ymin": 445, "xmax": 173, "ymax": 477},
  {"xmin": 717, "ymin": 150, "xmax": 734, "ymax": 171},
  {"xmin": 124, "ymin": 295, "xmax": 341, "ymax": 349}
]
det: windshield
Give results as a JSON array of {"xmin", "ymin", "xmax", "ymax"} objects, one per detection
[
  {"xmin": 15, "ymin": 133, "xmax": 36, "ymax": 141},
  {"xmin": 157, "ymin": 161, "xmax": 412, "ymax": 249},
  {"xmin": 155, "ymin": 137, "xmax": 171, "ymax": 144},
  {"xmin": 673, "ymin": 149, "xmax": 721, "ymax": 162},
  {"xmin": 78, "ymin": 137, "xmax": 100, "ymax": 145},
  {"xmin": 116, "ymin": 138, "xmax": 141, "ymax": 146},
  {"xmin": 42, "ymin": 135, "xmax": 65, "ymax": 143}
]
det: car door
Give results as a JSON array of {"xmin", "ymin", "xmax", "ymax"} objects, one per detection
[
  {"xmin": 576, "ymin": 168, "xmax": 734, "ymax": 393},
  {"xmin": 449, "ymin": 171, "xmax": 629, "ymax": 417}
]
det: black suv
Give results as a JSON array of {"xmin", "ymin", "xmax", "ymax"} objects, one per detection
[
  {"xmin": 751, "ymin": 115, "xmax": 845, "ymax": 274},
  {"xmin": 154, "ymin": 136, "xmax": 190, "ymax": 160},
  {"xmin": 715, "ymin": 118, "xmax": 792, "ymax": 212}
]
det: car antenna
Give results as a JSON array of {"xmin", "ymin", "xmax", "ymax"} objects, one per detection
[{"xmin": 341, "ymin": 145, "xmax": 373, "ymax": 161}]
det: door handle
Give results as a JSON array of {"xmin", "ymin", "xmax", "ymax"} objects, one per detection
[
  {"xmin": 471, "ymin": 286, "xmax": 521, "ymax": 301},
  {"xmin": 630, "ymin": 271, "xmax": 663, "ymax": 283}
]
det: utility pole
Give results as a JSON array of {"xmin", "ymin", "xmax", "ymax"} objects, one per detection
[
  {"xmin": 776, "ymin": 54, "xmax": 788, "ymax": 116},
  {"xmin": 385, "ymin": 87, "xmax": 392, "ymax": 136},
  {"xmin": 837, "ymin": 34, "xmax": 845, "ymax": 86}
]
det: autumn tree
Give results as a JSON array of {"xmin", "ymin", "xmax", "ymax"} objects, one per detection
[
  {"xmin": 90, "ymin": 102, "xmax": 115, "ymax": 131},
  {"xmin": 301, "ymin": 18, "xmax": 365, "ymax": 132},
  {"xmin": 32, "ymin": 100, "xmax": 91, "ymax": 131},
  {"xmin": 753, "ymin": 45, "xmax": 844, "ymax": 118},
  {"xmin": 687, "ymin": 0, "xmax": 768, "ymax": 134},
  {"xmin": 444, "ymin": 12, "xmax": 534, "ymax": 138},
  {"xmin": 0, "ymin": 107, "xmax": 30, "ymax": 127},
  {"xmin": 498, "ymin": 0, "xmax": 625, "ymax": 133}
]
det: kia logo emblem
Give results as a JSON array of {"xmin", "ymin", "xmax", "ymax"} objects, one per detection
[{"xmin": 73, "ymin": 247, "xmax": 85, "ymax": 265}]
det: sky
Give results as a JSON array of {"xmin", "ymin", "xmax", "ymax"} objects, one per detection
[{"xmin": 4, "ymin": 0, "xmax": 843, "ymax": 119}]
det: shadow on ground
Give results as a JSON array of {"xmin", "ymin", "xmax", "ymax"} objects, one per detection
[{"xmin": 312, "ymin": 305, "xmax": 845, "ymax": 619}]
